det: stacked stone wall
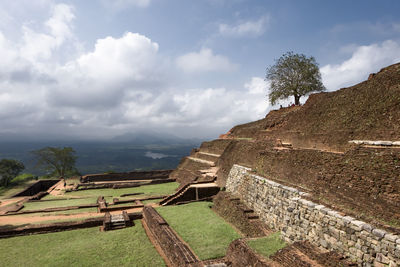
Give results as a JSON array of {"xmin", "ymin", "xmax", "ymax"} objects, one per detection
[{"xmin": 226, "ymin": 164, "xmax": 400, "ymax": 266}]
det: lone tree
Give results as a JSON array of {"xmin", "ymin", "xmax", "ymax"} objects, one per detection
[
  {"xmin": 32, "ymin": 147, "xmax": 78, "ymax": 178},
  {"xmin": 266, "ymin": 51, "xmax": 325, "ymax": 105},
  {"xmin": 0, "ymin": 159, "xmax": 25, "ymax": 187}
]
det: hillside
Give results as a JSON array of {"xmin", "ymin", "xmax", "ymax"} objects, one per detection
[
  {"xmin": 229, "ymin": 62, "xmax": 400, "ymax": 151},
  {"xmin": 171, "ymin": 62, "xmax": 400, "ymax": 233}
]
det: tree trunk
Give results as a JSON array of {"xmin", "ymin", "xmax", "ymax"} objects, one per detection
[{"xmin": 294, "ymin": 95, "xmax": 300, "ymax": 105}]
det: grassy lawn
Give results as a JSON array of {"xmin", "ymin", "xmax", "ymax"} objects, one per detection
[
  {"xmin": 0, "ymin": 221, "xmax": 165, "ymax": 267},
  {"xmin": 246, "ymin": 232, "xmax": 287, "ymax": 259},
  {"xmin": 16, "ymin": 207, "xmax": 98, "ymax": 217},
  {"xmin": 63, "ymin": 182, "xmax": 179, "ymax": 198},
  {"xmin": 156, "ymin": 202, "xmax": 241, "ymax": 260},
  {"xmin": 22, "ymin": 198, "xmax": 97, "ymax": 211},
  {"xmin": 141, "ymin": 198, "xmax": 162, "ymax": 205}
]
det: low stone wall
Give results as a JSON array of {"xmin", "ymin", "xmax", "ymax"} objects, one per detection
[
  {"xmin": 12, "ymin": 180, "xmax": 59, "ymax": 197},
  {"xmin": 225, "ymin": 239, "xmax": 272, "ymax": 267},
  {"xmin": 226, "ymin": 164, "xmax": 400, "ymax": 266},
  {"xmin": 0, "ymin": 212, "xmax": 142, "ymax": 238},
  {"xmin": 81, "ymin": 170, "xmax": 173, "ymax": 183},
  {"xmin": 142, "ymin": 206, "xmax": 199, "ymax": 266}
]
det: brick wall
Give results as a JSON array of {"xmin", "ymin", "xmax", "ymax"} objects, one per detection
[{"xmin": 226, "ymin": 164, "xmax": 400, "ymax": 266}]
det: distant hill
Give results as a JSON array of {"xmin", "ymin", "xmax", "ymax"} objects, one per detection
[
  {"xmin": 0, "ymin": 133, "xmax": 202, "ymax": 175},
  {"xmin": 111, "ymin": 131, "xmax": 202, "ymax": 145}
]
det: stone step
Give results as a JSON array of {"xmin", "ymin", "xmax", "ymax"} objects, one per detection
[
  {"xmin": 247, "ymin": 214, "xmax": 259, "ymax": 220},
  {"xmin": 112, "ymin": 221, "xmax": 125, "ymax": 226},
  {"xmin": 187, "ymin": 157, "xmax": 215, "ymax": 166},
  {"xmin": 242, "ymin": 208, "xmax": 254, "ymax": 213},
  {"xmin": 111, "ymin": 217, "xmax": 124, "ymax": 223},
  {"xmin": 197, "ymin": 151, "xmax": 221, "ymax": 157}
]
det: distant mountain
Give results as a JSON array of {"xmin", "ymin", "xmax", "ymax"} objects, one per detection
[{"xmin": 110, "ymin": 131, "xmax": 203, "ymax": 145}]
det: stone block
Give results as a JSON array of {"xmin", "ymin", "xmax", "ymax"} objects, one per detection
[
  {"xmin": 374, "ymin": 261, "xmax": 386, "ymax": 267},
  {"xmin": 373, "ymin": 229, "xmax": 387, "ymax": 240},
  {"xmin": 362, "ymin": 223, "xmax": 374, "ymax": 233},
  {"xmin": 343, "ymin": 216, "xmax": 355, "ymax": 224},
  {"xmin": 376, "ymin": 253, "xmax": 390, "ymax": 264},
  {"xmin": 351, "ymin": 220, "xmax": 365, "ymax": 230},
  {"xmin": 327, "ymin": 209, "xmax": 339, "ymax": 217},
  {"xmin": 384, "ymin": 234, "xmax": 398, "ymax": 243}
]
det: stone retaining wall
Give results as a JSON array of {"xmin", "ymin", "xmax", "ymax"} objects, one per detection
[
  {"xmin": 0, "ymin": 212, "xmax": 142, "ymax": 238},
  {"xmin": 12, "ymin": 180, "xmax": 59, "ymax": 197},
  {"xmin": 142, "ymin": 206, "xmax": 199, "ymax": 266},
  {"xmin": 226, "ymin": 164, "xmax": 400, "ymax": 266},
  {"xmin": 81, "ymin": 170, "xmax": 173, "ymax": 183},
  {"xmin": 225, "ymin": 239, "xmax": 272, "ymax": 266}
]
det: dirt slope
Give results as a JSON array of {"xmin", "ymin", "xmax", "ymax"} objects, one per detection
[{"xmin": 229, "ymin": 63, "xmax": 400, "ymax": 150}]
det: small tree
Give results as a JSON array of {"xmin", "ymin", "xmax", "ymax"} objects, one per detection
[
  {"xmin": 266, "ymin": 52, "xmax": 325, "ymax": 105},
  {"xmin": 0, "ymin": 159, "xmax": 25, "ymax": 187},
  {"xmin": 31, "ymin": 147, "xmax": 78, "ymax": 178}
]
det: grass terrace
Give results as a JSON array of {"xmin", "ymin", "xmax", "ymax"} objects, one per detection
[
  {"xmin": 63, "ymin": 182, "xmax": 179, "ymax": 198},
  {"xmin": 246, "ymin": 232, "xmax": 287, "ymax": 259},
  {"xmin": 156, "ymin": 201, "xmax": 241, "ymax": 260},
  {"xmin": 22, "ymin": 197, "xmax": 97, "ymax": 211},
  {"xmin": 0, "ymin": 221, "xmax": 165, "ymax": 267}
]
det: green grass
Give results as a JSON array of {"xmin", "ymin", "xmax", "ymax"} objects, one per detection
[
  {"xmin": 22, "ymin": 198, "xmax": 97, "ymax": 211},
  {"xmin": 141, "ymin": 198, "xmax": 162, "ymax": 205},
  {"xmin": 0, "ymin": 221, "xmax": 165, "ymax": 267},
  {"xmin": 12, "ymin": 173, "xmax": 36, "ymax": 183},
  {"xmin": 64, "ymin": 182, "xmax": 179, "ymax": 198},
  {"xmin": 16, "ymin": 207, "xmax": 98, "ymax": 217},
  {"xmin": 156, "ymin": 202, "xmax": 241, "ymax": 260},
  {"xmin": 246, "ymin": 232, "xmax": 287, "ymax": 259}
]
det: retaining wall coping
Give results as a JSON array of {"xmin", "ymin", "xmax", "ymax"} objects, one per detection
[
  {"xmin": 372, "ymin": 228, "xmax": 387, "ymax": 240},
  {"xmin": 298, "ymin": 199, "xmax": 315, "ymax": 208},
  {"xmin": 342, "ymin": 216, "xmax": 355, "ymax": 224},
  {"xmin": 233, "ymin": 164, "xmax": 251, "ymax": 171},
  {"xmin": 361, "ymin": 223, "xmax": 374, "ymax": 233},
  {"xmin": 299, "ymin": 191, "xmax": 310, "ymax": 197},
  {"xmin": 384, "ymin": 233, "xmax": 398, "ymax": 243},
  {"xmin": 327, "ymin": 209, "xmax": 340, "ymax": 218},
  {"xmin": 319, "ymin": 207, "xmax": 330, "ymax": 215},
  {"xmin": 351, "ymin": 220, "xmax": 366, "ymax": 228}
]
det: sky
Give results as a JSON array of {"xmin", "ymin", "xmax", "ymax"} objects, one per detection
[{"xmin": 0, "ymin": 0, "xmax": 399, "ymax": 141}]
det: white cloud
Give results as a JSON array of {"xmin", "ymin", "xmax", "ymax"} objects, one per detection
[
  {"xmin": 176, "ymin": 48, "xmax": 238, "ymax": 73},
  {"xmin": 19, "ymin": 3, "xmax": 75, "ymax": 63},
  {"xmin": 219, "ymin": 15, "xmax": 269, "ymax": 37},
  {"xmin": 102, "ymin": 0, "xmax": 151, "ymax": 10},
  {"xmin": 321, "ymin": 40, "xmax": 400, "ymax": 90},
  {"xmin": 45, "ymin": 4, "xmax": 75, "ymax": 45},
  {"xmin": 0, "ymin": 4, "xmax": 270, "ymax": 140}
]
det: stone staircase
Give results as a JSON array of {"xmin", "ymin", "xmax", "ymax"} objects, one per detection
[
  {"xmin": 230, "ymin": 197, "xmax": 260, "ymax": 221},
  {"xmin": 101, "ymin": 211, "xmax": 132, "ymax": 231},
  {"xmin": 159, "ymin": 182, "xmax": 220, "ymax": 206}
]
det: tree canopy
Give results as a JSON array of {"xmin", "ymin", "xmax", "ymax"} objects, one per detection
[
  {"xmin": 266, "ymin": 52, "xmax": 325, "ymax": 105},
  {"xmin": 31, "ymin": 147, "xmax": 78, "ymax": 178},
  {"xmin": 0, "ymin": 159, "xmax": 25, "ymax": 187}
]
